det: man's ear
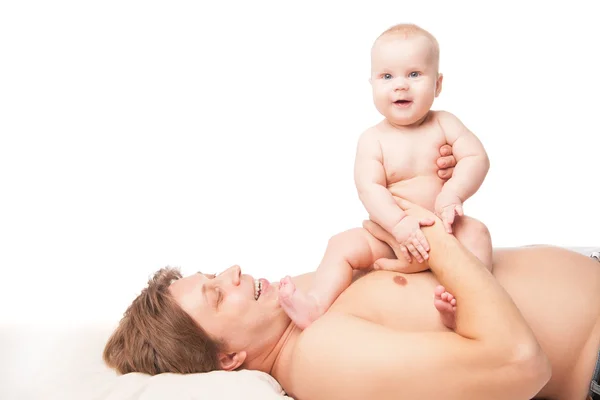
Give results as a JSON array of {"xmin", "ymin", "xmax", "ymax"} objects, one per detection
[
  {"xmin": 435, "ymin": 73, "xmax": 444, "ymax": 97},
  {"xmin": 218, "ymin": 351, "xmax": 247, "ymax": 371}
]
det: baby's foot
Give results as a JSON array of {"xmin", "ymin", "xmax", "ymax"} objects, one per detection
[
  {"xmin": 278, "ymin": 276, "xmax": 322, "ymax": 330},
  {"xmin": 434, "ymin": 285, "xmax": 457, "ymax": 330}
]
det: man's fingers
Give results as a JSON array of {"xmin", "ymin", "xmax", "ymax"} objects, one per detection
[
  {"xmin": 439, "ymin": 144, "xmax": 453, "ymax": 157},
  {"xmin": 437, "ymin": 154, "xmax": 457, "ymax": 169},
  {"xmin": 374, "ymin": 258, "xmax": 427, "ymax": 274},
  {"xmin": 438, "ymin": 167, "xmax": 454, "ymax": 180},
  {"xmin": 419, "ymin": 218, "xmax": 435, "ymax": 227},
  {"xmin": 373, "ymin": 258, "xmax": 404, "ymax": 271}
]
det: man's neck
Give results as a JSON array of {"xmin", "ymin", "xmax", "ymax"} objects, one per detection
[{"xmin": 245, "ymin": 320, "xmax": 300, "ymax": 381}]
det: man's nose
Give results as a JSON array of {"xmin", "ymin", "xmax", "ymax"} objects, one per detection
[{"xmin": 222, "ymin": 264, "xmax": 241, "ymax": 286}]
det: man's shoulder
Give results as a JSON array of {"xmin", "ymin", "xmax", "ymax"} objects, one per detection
[
  {"xmin": 291, "ymin": 313, "xmax": 359, "ymax": 361},
  {"xmin": 286, "ymin": 312, "xmax": 373, "ymax": 398}
]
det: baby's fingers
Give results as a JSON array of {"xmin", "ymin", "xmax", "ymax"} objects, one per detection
[
  {"xmin": 443, "ymin": 209, "xmax": 455, "ymax": 233},
  {"xmin": 399, "ymin": 245, "xmax": 412, "ymax": 263},
  {"xmin": 406, "ymin": 242, "xmax": 423, "ymax": 263}
]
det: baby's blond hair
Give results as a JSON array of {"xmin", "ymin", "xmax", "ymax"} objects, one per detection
[{"xmin": 373, "ymin": 23, "xmax": 440, "ymax": 69}]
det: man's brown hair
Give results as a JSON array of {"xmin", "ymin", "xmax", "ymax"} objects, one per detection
[{"xmin": 103, "ymin": 267, "xmax": 223, "ymax": 374}]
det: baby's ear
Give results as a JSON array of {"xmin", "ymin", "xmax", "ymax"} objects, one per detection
[
  {"xmin": 218, "ymin": 351, "xmax": 247, "ymax": 371},
  {"xmin": 435, "ymin": 73, "xmax": 444, "ymax": 97}
]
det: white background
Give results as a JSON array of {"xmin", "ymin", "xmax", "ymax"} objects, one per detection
[{"xmin": 1, "ymin": 1, "xmax": 598, "ymax": 326}]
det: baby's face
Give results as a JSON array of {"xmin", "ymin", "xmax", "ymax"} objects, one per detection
[{"xmin": 370, "ymin": 34, "xmax": 442, "ymax": 127}]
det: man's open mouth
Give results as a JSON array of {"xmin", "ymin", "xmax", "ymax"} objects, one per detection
[{"xmin": 254, "ymin": 279, "xmax": 263, "ymax": 300}]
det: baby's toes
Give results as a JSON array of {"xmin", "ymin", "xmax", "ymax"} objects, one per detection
[{"xmin": 434, "ymin": 285, "xmax": 446, "ymax": 297}]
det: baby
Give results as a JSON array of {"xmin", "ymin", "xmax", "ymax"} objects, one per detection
[{"xmin": 279, "ymin": 23, "xmax": 489, "ymax": 330}]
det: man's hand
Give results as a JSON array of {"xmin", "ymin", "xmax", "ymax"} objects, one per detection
[
  {"xmin": 435, "ymin": 191, "xmax": 464, "ymax": 233},
  {"xmin": 437, "ymin": 144, "xmax": 456, "ymax": 180},
  {"xmin": 391, "ymin": 216, "xmax": 434, "ymax": 263},
  {"xmin": 364, "ymin": 199, "xmax": 444, "ymax": 273}
]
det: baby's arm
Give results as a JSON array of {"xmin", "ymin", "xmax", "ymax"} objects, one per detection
[
  {"xmin": 436, "ymin": 111, "xmax": 490, "ymax": 232},
  {"xmin": 354, "ymin": 131, "xmax": 432, "ymax": 262}
]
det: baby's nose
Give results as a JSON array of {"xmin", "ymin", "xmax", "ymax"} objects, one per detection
[{"xmin": 394, "ymin": 77, "xmax": 408, "ymax": 90}]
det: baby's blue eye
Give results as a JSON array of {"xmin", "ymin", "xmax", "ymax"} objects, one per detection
[
  {"xmin": 409, "ymin": 71, "xmax": 420, "ymax": 78},
  {"xmin": 383, "ymin": 73, "xmax": 392, "ymax": 80}
]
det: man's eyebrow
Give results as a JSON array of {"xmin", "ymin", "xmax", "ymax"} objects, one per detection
[{"xmin": 196, "ymin": 272, "xmax": 208, "ymax": 303}]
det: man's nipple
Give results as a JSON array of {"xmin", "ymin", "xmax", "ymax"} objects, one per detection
[{"xmin": 393, "ymin": 275, "xmax": 407, "ymax": 286}]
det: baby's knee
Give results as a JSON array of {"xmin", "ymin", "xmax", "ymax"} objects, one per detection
[
  {"xmin": 457, "ymin": 216, "xmax": 491, "ymax": 244},
  {"xmin": 328, "ymin": 228, "xmax": 364, "ymax": 246},
  {"xmin": 455, "ymin": 216, "xmax": 493, "ymax": 270}
]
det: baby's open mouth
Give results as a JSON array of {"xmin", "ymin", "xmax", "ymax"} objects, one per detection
[{"xmin": 394, "ymin": 100, "xmax": 411, "ymax": 104}]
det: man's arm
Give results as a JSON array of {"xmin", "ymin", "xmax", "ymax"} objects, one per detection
[
  {"xmin": 290, "ymin": 313, "xmax": 548, "ymax": 400},
  {"xmin": 436, "ymin": 111, "xmax": 490, "ymax": 202},
  {"xmin": 290, "ymin": 201, "xmax": 551, "ymax": 400}
]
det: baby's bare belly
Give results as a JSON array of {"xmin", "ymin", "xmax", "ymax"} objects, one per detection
[{"xmin": 387, "ymin": 175, "xmax": 444, "ymax": 212}]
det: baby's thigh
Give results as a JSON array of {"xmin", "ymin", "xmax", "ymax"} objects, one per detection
[
  {"xmin": 452, "ymin": 216, "xmax": 493, "ymax": 266},
  {"xmin": 452, "ymin": 216, "xmax": 490, "ymax": 241}
]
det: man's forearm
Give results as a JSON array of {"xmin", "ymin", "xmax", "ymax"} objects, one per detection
[
  {"xmin": 442, "ymin": 154, "xmax": 489, "ymax": 202},
  {"xmin": 358, "ymin": 184, "xmax": 405, "ymax": 233},
  {"xmin": 424, "ymin": 224, "xmax": 538, "ymax": 352}
]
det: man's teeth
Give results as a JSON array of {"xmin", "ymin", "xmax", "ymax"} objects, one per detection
[{"xmin": 254, "ymin": 279, "xmax": 262, "ymax": 300}]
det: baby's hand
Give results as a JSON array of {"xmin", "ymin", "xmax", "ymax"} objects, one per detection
[
  {"xmin": 391, "ymin": 216, "xmax": 431, "ymax": 263},
  {"xmin": 435, "ymin": 192, "xmax": 464, "ymax": 233}
]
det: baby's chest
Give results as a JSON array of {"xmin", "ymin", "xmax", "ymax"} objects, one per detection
[{"xmin": 378, "ymin": 130, "xmax": 446, "ymax": 177}]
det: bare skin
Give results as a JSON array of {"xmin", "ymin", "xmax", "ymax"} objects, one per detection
[
  {"xmin": 275, "ymin": 232, "xmax": 600, "ymax": 400},
  {"xmin": 279, "ymin": 247, "xmax": 600, "ymax": 400},
  {"xmin": 278, "ymin": 141, "xmax": 462, "ymax": 330},
  {"xmin": 279, "ymin": 267, "xmax": 457, "ymax": 330},
  {"xmin": 357, "ymin": 29, "xmax": 492, "ymax": 267},
  {"xmin": 170, "ymin": 200, "xmax": 600, "ymax": 399},
  {"xmin": 278, "ymin": 30, "xmax": 493, "ymax": 330}
]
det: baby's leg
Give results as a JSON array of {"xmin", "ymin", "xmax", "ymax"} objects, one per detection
[
  {"xmin": 279, "ymin": 263, "xmax": 352, "ymax": 330},
  {"xmin": 279, "ymin": 276, "xmax": 326, "ymax": 330},
  {"xmin": 451, "ymin": 215, "xmax": 493, "ymax": 272},
  {"xmin": 279, "ymin": 230, "xmax": 366, "ymax": 329}
]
